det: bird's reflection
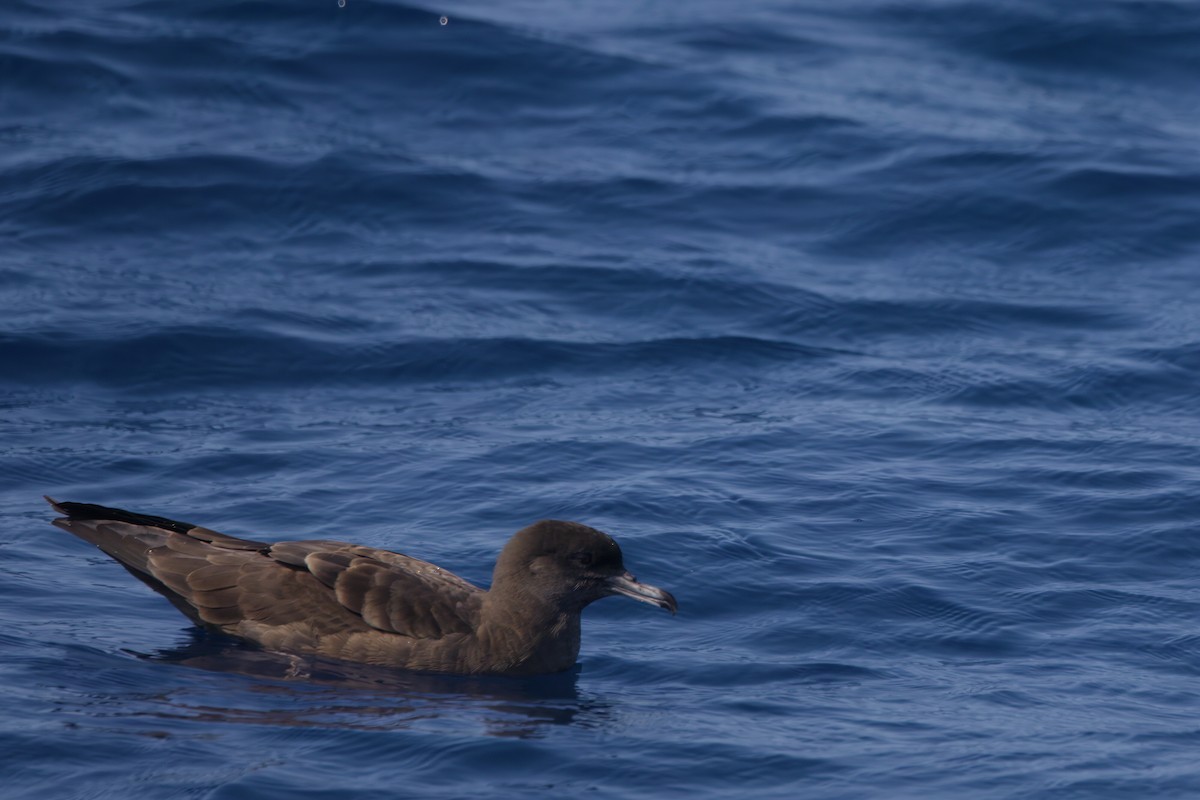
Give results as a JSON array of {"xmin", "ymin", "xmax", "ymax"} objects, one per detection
[{"xmin": 122, "ymin": 629, "xmax": 610, "ymax": 739}]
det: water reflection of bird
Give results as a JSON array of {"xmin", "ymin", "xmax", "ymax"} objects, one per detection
[{"xmin": 133, "ymin": 628, "xmax": 606, "ymax": 739}]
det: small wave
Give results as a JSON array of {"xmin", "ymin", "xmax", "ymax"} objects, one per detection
[{"xmin": 0, "ymin": 328, "xmax": 837, "ymax": 391}]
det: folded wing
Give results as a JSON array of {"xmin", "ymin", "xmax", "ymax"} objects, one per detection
[
  {"xmin": 269, "ymin": 540, "xmax": 482, "ymax": 639},
  {"xmin": 48, "ymin": 498, "xmax": 483, "ymax": 643}
]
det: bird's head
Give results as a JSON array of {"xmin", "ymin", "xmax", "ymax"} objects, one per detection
[{"xmin": 492, "ymin": 520, "xmax": 677, "ymax": 615}]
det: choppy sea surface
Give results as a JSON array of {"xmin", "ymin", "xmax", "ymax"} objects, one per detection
[{"xmin": 4, "ymin": 1, "xmax": 1200, "ymax": 797}]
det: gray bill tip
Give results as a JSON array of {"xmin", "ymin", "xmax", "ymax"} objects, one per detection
[{"xmin": 607, "ymin": 572, "xmax": 678, "ymax": 615}]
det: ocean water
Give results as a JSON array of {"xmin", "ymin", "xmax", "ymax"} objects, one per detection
[{"xmin": 3, "ymin": 0, "xmax": 1200, "ymax": 797}]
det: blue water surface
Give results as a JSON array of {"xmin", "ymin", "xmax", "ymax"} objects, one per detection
[{"xmin": 4, "ymin": 0, "xmax": 1200, "ymax": 797}]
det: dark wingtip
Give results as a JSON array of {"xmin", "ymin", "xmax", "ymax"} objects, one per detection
[
  {"xmin": 659, "ymin": 587, "xmax": 678, "ymax": 616},
  {"xmin": 43, "ymin": 498, "xmax": 198, "ymax": 534}
]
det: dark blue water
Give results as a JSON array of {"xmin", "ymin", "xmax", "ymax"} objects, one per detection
[{"xmin": 4, "ymin": 0, "xmax": 1200, "ymax": 797}]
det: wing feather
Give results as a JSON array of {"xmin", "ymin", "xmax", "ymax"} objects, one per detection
[
  {"xmin": 185, "ymin": 564, "xmax": 242, "ymax": 592},
  {"xmin": 267, "ymin": 541, "xmax": 482, "ymax": 639},
  {"xmin": 190, "ymin": 585, "xmax": 247, "ymax": 609}
]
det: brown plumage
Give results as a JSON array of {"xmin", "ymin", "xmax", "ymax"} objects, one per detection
[{"xmin": 45, "ymin": 496, "xmax": 677, "ymax": 676}]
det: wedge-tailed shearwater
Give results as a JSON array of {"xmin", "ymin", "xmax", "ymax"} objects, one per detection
[{"xmin": 46, "ymin": 497, "xmax": 676, "ymax": 676}]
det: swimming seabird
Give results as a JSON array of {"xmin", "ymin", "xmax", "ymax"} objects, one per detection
[{"xmin": 45, "ymin": 497, "xmax": 676, "ymax": 676}]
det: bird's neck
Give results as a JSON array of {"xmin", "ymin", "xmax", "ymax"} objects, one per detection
[{"xmin": 476, "ymin": 585, "xmax": 583, "ymax": 675}]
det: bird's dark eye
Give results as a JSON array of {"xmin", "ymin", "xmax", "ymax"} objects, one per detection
[{"xmin": 572, "ymin": 551, "xmax": 594, "ymax": 567}]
